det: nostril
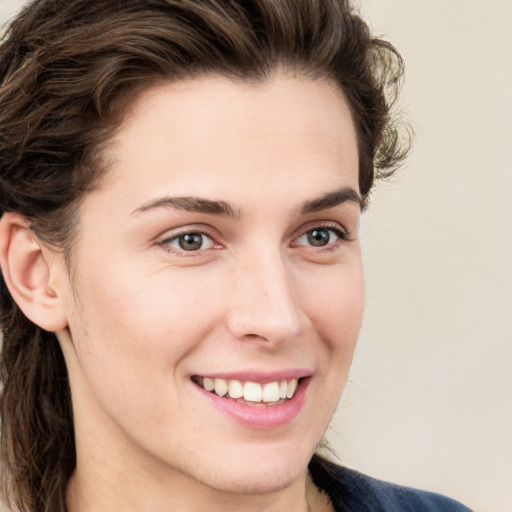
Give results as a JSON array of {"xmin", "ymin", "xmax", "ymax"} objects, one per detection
[{"xmin": 242, "ymin": 333, "xmax": 271, "ymax": 343}]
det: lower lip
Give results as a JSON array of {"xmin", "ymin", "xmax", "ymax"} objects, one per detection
[{"xmin": 194, "ymin": 378, "xmax": 310, "ymax": 429}]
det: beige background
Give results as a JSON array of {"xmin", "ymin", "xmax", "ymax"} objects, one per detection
[
  {"xmin": 1, "ymin": 1, "xmax": 511, "ymax": 511},
  {"xmin": 331, "ymin": 2, "xmax": 512, "ymax": 512}
]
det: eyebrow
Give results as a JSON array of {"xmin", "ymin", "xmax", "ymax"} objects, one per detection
[
  {"xmin": 131, "ymin": 186, "xmax": 362, "ymax": 219},
  {"xmin": 300, "ymin": 187, "xmax": 363, "ymax": 214},
  {"xmin": 131, "ymin": 196, "xmax": 240, "ymax": 219}
]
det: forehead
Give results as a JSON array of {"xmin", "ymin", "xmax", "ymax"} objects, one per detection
[
  {"xmin": 86, "ymin": 73, "xmax": 359, "ymax": 220},
  {"xmin": 109, "ymin": 73, "xmax": 357, "ymax": 169},
  {"xmin": 122, "ymin": 72, "xmax": 356, "ymax": 132}
]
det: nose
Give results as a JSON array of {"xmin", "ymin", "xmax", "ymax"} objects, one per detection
[{"xmin": 226, "ymin": 249, "xmax": 309, "ymax": 346}]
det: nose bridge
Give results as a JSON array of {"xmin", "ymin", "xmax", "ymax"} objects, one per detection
[{"xmin": 227, "ymin": 244, "xmax": 304, "ymax": 344}]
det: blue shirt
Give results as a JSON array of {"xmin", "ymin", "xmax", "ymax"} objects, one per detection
[{"xmin": 309, "ymin": 455, "xmax": 474, "ymax": 511}]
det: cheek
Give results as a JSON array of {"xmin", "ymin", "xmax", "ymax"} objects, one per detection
[
  {"xmin": 68, "ymin": 264, "xmax": 223, "ymax": 375},
  {"xmin": 308, "ymin": 263, "xmax": 365, "ymax": 342},
  {"xmin": 64, "ymin": 272, "xmax": 218, "ymax": 434},
  {"xmin": 306, "ymin": 264, "xmax": 364, "ymax": 395}
]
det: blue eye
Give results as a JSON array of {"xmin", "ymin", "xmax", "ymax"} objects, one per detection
[
  {"xmin": 296, "ymin": 227, "xmax": 345, "ymax": 247},
  {"xmin": 163, "ymin": 232, "xmax": 215, "ymax": 251}
]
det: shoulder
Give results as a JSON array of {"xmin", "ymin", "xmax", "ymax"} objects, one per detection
[{"xmin": 308, "ymin": 455, "xmax": 474, "ymax": 512}]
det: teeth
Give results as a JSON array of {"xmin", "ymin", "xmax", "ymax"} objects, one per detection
[
  {"xmin": 203, "ymin": 377, "xmax": 215, "ymax": 392},
  {"xmin": 244, "ymin": 381, "xmax": 262, "ymax": 402},
  {"xmin": 286, "ymin": 378, "xmax": 298, "ymax": 399},
  {"xmin": 279, "ymin": 380, "xmax": 287, "ymax": 399},
  {"xmin": 228, "ymin": 379, "xmax": 244, "ymax": 399},
  {"xmin": 262, "ymin": 382, "xmax": 280, "ymax": 402},
  {"xmin": 214, "ymin": 378, "xmax": 228, "ymax": 397},
  {"xmin": 200, "ymin": 377, "xmax": 301, "ymax": 403}
]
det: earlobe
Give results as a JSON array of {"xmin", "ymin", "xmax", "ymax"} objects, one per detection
[{"xmin": 0, "ymin": 212, "xmax": 68, "ymax": 332}]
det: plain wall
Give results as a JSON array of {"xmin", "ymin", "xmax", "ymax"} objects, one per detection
[{"xmin": 1, "ymin": 1, "xmax": 511, "ymax": 511}]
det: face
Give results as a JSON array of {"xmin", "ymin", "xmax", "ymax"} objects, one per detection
[{"xmin": 57, "ymin": 74, "xmax": 364, "ymax": 496}]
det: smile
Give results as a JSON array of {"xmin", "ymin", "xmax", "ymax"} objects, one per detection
[{"xmin": 192, "ymin": 376, "xmax": 299, "ymax": 406}]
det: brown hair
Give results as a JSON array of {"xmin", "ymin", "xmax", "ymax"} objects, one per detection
[{"xmin": 0, "ymin": 1, "xmax": 409, "ymax": 510}]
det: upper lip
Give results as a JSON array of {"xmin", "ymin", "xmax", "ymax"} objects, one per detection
[{"xmin": 192, "ymin": 368, "xmax": 312, "ymax": 384}]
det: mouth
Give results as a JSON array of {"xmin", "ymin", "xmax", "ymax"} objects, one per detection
[{"xmin": 191, "ymin": 375, "xmax": 301, "ymax": 407}]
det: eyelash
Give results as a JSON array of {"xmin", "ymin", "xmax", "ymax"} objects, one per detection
[{"xmin": 157, "ymin": 223, "xmax": 350, "ymax": 255}]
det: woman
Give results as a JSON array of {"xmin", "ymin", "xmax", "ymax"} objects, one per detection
[{"xmin": 0, "ymin": 1, "xmax": 472, "ymax": 511}]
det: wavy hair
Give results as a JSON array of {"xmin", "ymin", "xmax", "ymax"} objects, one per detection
[{"xmin": 0, "ymin": 1, "xmax": 410, "ymax": 510}]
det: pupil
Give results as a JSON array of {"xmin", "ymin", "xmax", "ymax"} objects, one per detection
[
  {"xmin": 308, "ymin": 229, "xmax": 330, "ymax": 246},
  {"xmin": 179, "ymin": 233, "xmax": 203, "ymax": 250}
]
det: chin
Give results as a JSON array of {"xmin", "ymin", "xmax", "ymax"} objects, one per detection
[
  {"xmin": 193, "ymin": 442, "xmax": 314, "ymax": 495},
  {"xmin": 206, "ymin": 465, "xmax": 304, "ymax": 495}
]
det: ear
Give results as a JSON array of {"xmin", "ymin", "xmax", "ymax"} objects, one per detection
[{"xmin": 0, "ymin": 212, "xmax": 68, "ymax": 332}]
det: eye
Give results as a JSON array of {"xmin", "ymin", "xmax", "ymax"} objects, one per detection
[
  {"xmin": 161, "ymin": 231, "xmax": 215, "ymax": 252},
  {"xmin": 295, "ymin": 227, "xmax": 346, "ymax": 247}
]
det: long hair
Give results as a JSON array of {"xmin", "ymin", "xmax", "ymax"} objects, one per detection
[{"xmin": 0, "ymin": 1, "xmax": 409, "ymax": 510}]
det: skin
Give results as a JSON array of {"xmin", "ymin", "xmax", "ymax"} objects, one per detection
[{"xmin": 3, "ymin": 73, "xmax": 364, "ymax": 511}]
